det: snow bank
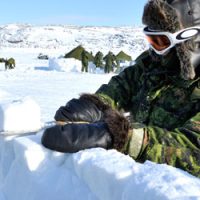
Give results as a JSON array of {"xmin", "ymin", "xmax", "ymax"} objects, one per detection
[
  {"xmin": 0, "ymin": 132, "xmax": 199, "ymax": 200},
  {"xmin": 48, "ymin": 58, "xmax": 82, "ymax": 72},
  {"xmin": 0, "ymin": 97, "xmax": 41, "ymax": 133},
  {"xmin": 0, "ymin": 89, "xmax": 10, "ymax": 100},
  {"xmin": 48, "ymin": 58, "xmax": 104, "ymax": 74}
]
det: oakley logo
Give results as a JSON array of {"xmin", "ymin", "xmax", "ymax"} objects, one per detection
[{"xmin": 176, "ymin": 29, "xmax": 199, "ymax": 40}]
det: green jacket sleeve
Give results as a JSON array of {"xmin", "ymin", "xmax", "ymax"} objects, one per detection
[
  {"xmin": 129, "ymin": 113, "xmax": 200, "ymax": 177},
  {"xmin": 96, "ymin": 53, "xmax": 146, "ymax": 111},
  {"xmin": 96, "ymin": 67, "xmax": 135, "ymax": 110},
  {"xmin": 96, "ymin": 51, "xmax": 200, "ymax": 177}
]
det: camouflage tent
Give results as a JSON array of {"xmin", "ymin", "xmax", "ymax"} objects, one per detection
[
  {"xmin": 64, "ymin": 45, "xmax": 94, "ymax": 61},
  {"xmin": 116, "ymin": 51, "xmax": 132, "ymax": 62}
]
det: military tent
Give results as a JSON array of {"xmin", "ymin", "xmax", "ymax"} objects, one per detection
[
  {"xmin": 64, "ymin": 45, "xmax": 94, "ymax": 61},
  {"xmin": 116, "ymin": 51, "xmax": 132, "ymax": 62}
]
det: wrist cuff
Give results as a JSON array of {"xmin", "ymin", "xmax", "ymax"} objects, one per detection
[{"xmin": 128, "ymin": 128, "xmax": 144, "ymax": 159}]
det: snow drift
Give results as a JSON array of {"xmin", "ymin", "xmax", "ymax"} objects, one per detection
[{"xmin": 0, "ymin": 132, "xmax": 200, "ymax": 200}]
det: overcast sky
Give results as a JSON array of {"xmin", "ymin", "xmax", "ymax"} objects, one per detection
[{"xmin": 0, "ymin": 0, "xmax": 147, "ymax": 26}]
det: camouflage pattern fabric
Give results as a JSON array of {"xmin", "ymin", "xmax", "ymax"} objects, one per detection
[
  {"xmin": 81, "ymin": 50, "xmax": 89, "ymax": 72},
  {"xmin": 94, "ymin": 51, "xmax": 104, "ymax": 68},
  {"xmin": 104, "ymin": 52, "xmax": 116, "ymax": 73},
  {"xmin": 96, "ymin": 50, "xmax": 200, "ymax": 177}
]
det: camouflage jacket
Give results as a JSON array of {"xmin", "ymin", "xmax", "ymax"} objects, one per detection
[
  {"xmin": 96, "ymin": 50, "xmax": 200, "ymax": 177},
  {"xmin": 81, "ymin": 51, "xmax": 89, "ymax": 66}
]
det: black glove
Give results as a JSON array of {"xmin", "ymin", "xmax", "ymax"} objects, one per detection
[
  {"xmin": 41, "ymin": 122, "xmax": 112, "ymax": 153},
  {"xmin": 54, "ymin": 94, "xmax": 108, "ymax": 123},
  {"xmin": 43, "ymin": 94, "xmax": 129, "ymax": 153}
]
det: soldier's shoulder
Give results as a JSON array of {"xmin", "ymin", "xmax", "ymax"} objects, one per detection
[
  {"xmin": 135, "ymin": 50, "xmax": 151, "ymax": 64},
  {"xmin": 123, "ymin": 50, "xmax": 151, "ymax": 71}
]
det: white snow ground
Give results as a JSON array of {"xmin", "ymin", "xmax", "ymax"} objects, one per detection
[{"xmin": 0, "ymin": 25, "xmax": 199, "ymax": 200}]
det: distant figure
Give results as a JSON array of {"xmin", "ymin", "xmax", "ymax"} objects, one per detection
[
  {"xmin": 5, "ymin": 58, "xmax": 16, "ymax": 70},
  {"xmin": 94, "ymin": 51, "xmax": 104, "ymax": 69},
  {"xmin": 104, "ymin": 51, "xmax": 116, "ymax": 73},
  {"xmin": 81, "ymin": 50, "xmax": 89, "ymax": 72}
]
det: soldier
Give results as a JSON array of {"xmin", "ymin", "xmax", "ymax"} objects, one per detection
[
  {"xmin": 104, "ymin": 51, "xmax": 117, "ymax": 73},
  {"xmin": 81, "ymin": 50, "xmax": 89, "ymax": 72},
  {"xmin": 94, "ymin": 51, "xmax": 104, "ymax": 69},
  {"xmin": 42, "ymin": 0, "xmax": 200, "ymax": 177},
  {"xmin": 5, "ymin": 58, "xmax": 15, "ymax": 70}
]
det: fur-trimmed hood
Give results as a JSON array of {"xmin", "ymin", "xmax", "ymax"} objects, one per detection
[{"xmin": 142, "ymin": 0, "xmax": 198, "ymax": 80}]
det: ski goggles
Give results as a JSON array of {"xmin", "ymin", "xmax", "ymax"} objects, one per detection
[{"xmin": 143, "ymin": 26, "xmax": 200, "ymax": 55}]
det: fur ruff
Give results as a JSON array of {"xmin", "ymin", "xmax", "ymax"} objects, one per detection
[
  {"xmin": 80, "ymin": 93, "xmax": 129, "ymax": 151},
  {"xmin": 142, "ymin": 0, "xmax": 195, "ymax": 80}
]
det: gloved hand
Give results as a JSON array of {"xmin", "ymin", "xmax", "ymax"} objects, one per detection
[
  {"xmin": 54, "ymin": 94, "xmax": 110, "ymax": 123},
  {"xmin": 41, "ymin": 122, "xmax": 112, "ymax": 153},
  {"xmin": 42, "ymin": 94, "xmax": 130, "ymax": 153}
]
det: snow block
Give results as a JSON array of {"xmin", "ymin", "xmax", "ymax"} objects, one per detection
[
  {"xmin": 0, "ymin": 97, "xmax": 41, "ymax": 132},
  {"xmin": 0, "ymin": 133, "xmax": 200, "ymax": 200},
  {"xmin": 48, "ymin": 58, "xmax": 82, "ymax": 72},
  {"xmin": 48, "ymin": 58, "xmax": 100, "ymax": 73}
]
